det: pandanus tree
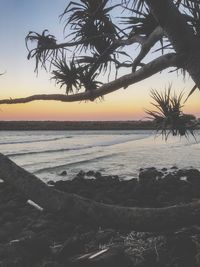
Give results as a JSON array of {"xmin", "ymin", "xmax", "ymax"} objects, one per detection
[
  {"xmin": 1, "ymin": 0, "xmax": 200, "ymax": 232},
  {"xmin": 0, "ymin": 0, "xmax": 199, "ymax": 134},
  {"xmin": 146, "ymin": 86, "xmax": 197, "ymax": 139}
]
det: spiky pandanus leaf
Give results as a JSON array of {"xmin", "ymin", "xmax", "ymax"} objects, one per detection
[
  {"xmin": 185, "ymin": 4, "xmax": 200, "ymax": 36},
  {"xmin": 175, "ymin": 0, "xmax": 200, "ymax": 36},
  {"xmin": 77, "ymin": 53, "xmax": 110, "ymax": 73},
  {"xmin": 51, "ymin": 57, "xmax": 81, "ymax": 94},
  {"xmin": 121, "ymin": 7, "xmax": 158, "ymax": 37},
  {"xmin": 51, "ymin": 55, "xmax": 102, "ymax": 97},
  {"xmin": 146, "ymin": 86, "xmax": 197, "ymax": 139},
  {"xmin": 120, "ymin": 4, "xmax": 169, "ymax": 55},
  {"xmin": 61, "ymin": 0, "xmax": 119, "ymax": 53},
  {"xmin": 80, "ymin": 71, "xmax": 102, "ymax": 93},
  {"xmin": 26, "ymin": 30, "xmax": 63, "ymax": 72},
  {"xmin": 122, "ymin": 0, "xmax": 146, "ymax": 13}
]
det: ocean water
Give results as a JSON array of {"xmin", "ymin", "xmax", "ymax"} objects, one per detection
[{"xmin": 0, "ymin": 130, "xmax": 199, "ymax": 182}]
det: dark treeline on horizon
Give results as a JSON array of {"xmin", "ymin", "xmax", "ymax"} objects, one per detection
[{"xmin": 0, "ymin": 121, "xmax": 156, "ymax": 131}]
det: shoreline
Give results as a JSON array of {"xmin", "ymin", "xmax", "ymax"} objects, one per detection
[{"xmin": 0, "ymin": 166, "xmax": 200, "ymax": 266}]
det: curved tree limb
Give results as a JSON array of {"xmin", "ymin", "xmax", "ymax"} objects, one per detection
[
  {"xmin": 117, "ymin": 34, "xmax": 146, "ymax": 46},
  {"xmin": 28, "ymin": 33, "xmax": 146, "ymax": 52},
  {"xmin": 0, "ymin": 53, "xmax": 180, "ymax": 104},
  {"xmin": 132, "ymin": 26, "xmax": 164, "ymax": 72},
  {"xmin": 0, "ymin": 153, "xmax": 200, "ymax": 232},
  {"xmin": 86, "ymin": 34, "xmax": 147, "ymax": 77}
]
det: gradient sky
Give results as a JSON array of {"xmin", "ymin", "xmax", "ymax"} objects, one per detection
[{"xmin": 0, "ymin": 0, "xmax": 199, "ymax": 121}]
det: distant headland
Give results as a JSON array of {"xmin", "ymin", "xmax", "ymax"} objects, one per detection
[{"xmin": 0, "ymin": 121, "xmax": 155, "ymax": 131}]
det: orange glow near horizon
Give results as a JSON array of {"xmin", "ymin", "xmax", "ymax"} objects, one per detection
[
  {"xmin": 0, "ymin": 46, "xmax": 199, "ymax": 121},
  {"xmin": 0, "ymin": 1, "xmax": 199, "ymax": 121},
  {"xmin": 0, "ymin": 84, "xmax": 199, "ymax": 121},
  {"xmin": 0, "ymin": 99, "xmax": 145, "ymax": 121}
]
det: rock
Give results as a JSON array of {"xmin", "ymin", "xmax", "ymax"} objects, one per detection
[
  {"xmin": 74, "ymin": 171, "xmax": 85, "ymax": 181},
  {"xmin": 59, "ymin": 170, "xmax": 67, "ymax": 176},
  {"xmin": 171, "ymin": 166, "xmax": 178, "ymax": 170},
  {"xmin": 109, "ymin": 175, "xmax": 120, "ymax": 183},
  {"xmin": 177, "ymin": 168, "xmax": 200, "ymax": 184},
  {"xmin": 96, "ymin": 175, "xmax": 119, "ymax": 184},
  {"xmin": 162, "ymin": 173, "xmax": 179, "ymax": 182},
  {"xmin": 139, "ymin": 167, "xmax": 162, "ymax": 183},
  {"xmin": 86, "ymin": 170, "xmax": 96, "ymax": 177},
  {"xmin": 1, "ymin": 166, "xmax": 200, "ymax": 266},
  {"xmin": 94, "ymin": 172, "xmax": 102, "ymax": 179},
  {"xmin": 47, "ymin": 180, "xmax": 55, "ymax": 186},
  {"xmin": 177, "ymin": 168, "xmax": 200, "ymax": 177},
  {"xmin": 127, "ymin": 178, "xmax": 138, "ymax": 184}
]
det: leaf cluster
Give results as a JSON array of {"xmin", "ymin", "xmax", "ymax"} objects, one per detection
[
  {"xmin": 24, "ymin": 0, "xmax": 200, "ymax": 138},
  {"xmin": 146, "ymin": 86, "xmax": 198, "ymax": 139},
  {"xmin": 51, "ymin": 56, "xmax": 102, "ymax": 96},
  {"xmin": 26, "ymin": 30, "xmax": 62, "ymax": 73}
]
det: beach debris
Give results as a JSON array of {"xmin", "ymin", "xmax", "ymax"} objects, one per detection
[
  {"xmin": 27, "ymin": 199, "xmax": 43, "ymax": 211},
  {"xmin": 69, "ymin": 245, "xmax": 133, "ymax": 267}
]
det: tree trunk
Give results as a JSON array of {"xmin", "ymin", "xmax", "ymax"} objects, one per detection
[
  {"xmin": 1, "ymin": 153, "xmax": 200, "ymax": 232},
  {"xmin": 146, "ymin": 0, "xmax": 200, "ymax": 87},
  {"xmin": 184, "ymin": 48, "xmax": 200, "ymax": 88},
  {"xmin": 146, "ymin": 0, "xmax": 194, "ymax": 52}
]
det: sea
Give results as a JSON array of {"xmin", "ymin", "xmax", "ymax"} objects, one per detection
[{"xmin": 0, "ymin": 130, "xmax": 199, "ymax": 182}]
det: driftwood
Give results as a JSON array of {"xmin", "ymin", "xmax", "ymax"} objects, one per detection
[{"xmin": 0, "ymin": 153, "xmax": 200, "ymax": 232}]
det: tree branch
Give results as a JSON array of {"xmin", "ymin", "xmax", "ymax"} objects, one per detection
[
  {"xmin": 34, "ymin": 34, "xmax": 146, "ymax": 51},
  {"xmin": 132, "ymin": 26, "xmax": 164, "ymax": 72},
  {"xmin": 86, "ymin": 34, "xmax": 147, "ymax": 76},
  {"xmin": 1, "ymin": 152, "xmax": 200, "ymax": 232},
  {"xmin": 117, "ymin": 34, "xmax": 146, "ymax": 46},
  {"xmin": 0, "ymin": 53, "xmax": 179, "ymax": 104}
]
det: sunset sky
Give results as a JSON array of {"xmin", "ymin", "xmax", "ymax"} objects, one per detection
[{"xmin": 0, "ymin": 0, "xmax": 199, "ymax": 121}]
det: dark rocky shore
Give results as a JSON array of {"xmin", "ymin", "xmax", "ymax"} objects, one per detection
[{"xmin": 1, "ymin": 167, "xmax": 200, "ymax": 266}]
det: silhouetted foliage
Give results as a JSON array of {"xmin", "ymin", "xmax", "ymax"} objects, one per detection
[
  {"xmin": 2, "ymin": 0, "xmax": 200, "ymax": 138},
  {"xmin": 146, "ymin": 86, "xmax": 197, "ymax": 139}
]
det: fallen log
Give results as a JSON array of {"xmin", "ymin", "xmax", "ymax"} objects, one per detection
[{"xmin": 0, "ymin": 153, "xmax": 200, "ymax": 232}]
